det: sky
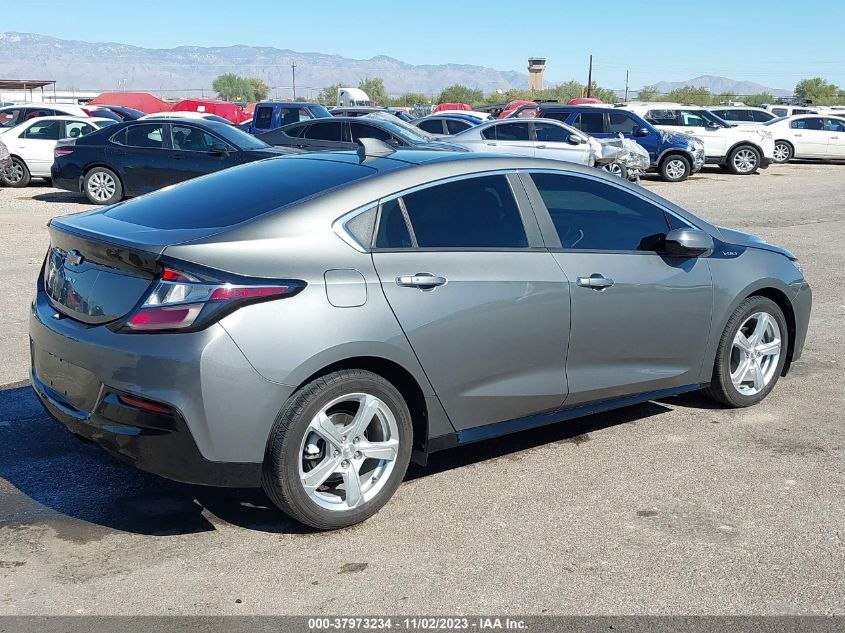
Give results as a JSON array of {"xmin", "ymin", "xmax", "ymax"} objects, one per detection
[{"xmin": 5, "ymin": 0, "xmax": 845, "ymax": 91}]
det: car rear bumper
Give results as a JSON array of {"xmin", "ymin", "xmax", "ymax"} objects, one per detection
[
  {"xmin": 29, "ymin": 290, "xmax": 294, "ymax": 487},
  {"xmin": 50, "ymin": 163, "xmax": 82, "ymax": 193}
]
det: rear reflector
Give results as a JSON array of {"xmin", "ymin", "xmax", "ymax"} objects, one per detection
[
  {"xmin": 117, "ymin": 394, "xmax": 173, "ymax": 415},
  {"xmin": 126, "ymin": 304, "xmax": 202, "ymax": 330},
  {"xmin": 209, "ymin": 286, "xmax": 290, "ymax": 301},
  {"xmin": 54, "ymin": 147, "xmax": 74, "ymax": 157}
]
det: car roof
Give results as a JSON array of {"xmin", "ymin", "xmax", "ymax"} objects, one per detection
[{"xmin": 257, "ymin": 101, "xmax": 321, "ymax": 107}]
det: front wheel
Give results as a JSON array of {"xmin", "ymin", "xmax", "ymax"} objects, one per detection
[
  {"xmin": 600, "ymin": 162, "xmax": 628, "ymax": 179},
  {"xmin": 262, "ymin": 370, "xmax": 413, "ymax": 530},
  {"xmin": 83, "ymin": 167, "xmax": 123, "ymax": 205},
  {"xmin": 659, "ymin": 155, "xmax": 690, "ymax": 182},
  {"xmin": 2, "ymin": 157, "xmax": 31, "ymax": 188},
  {"xmin": 727, "ymin": 145, "xmax": 761, "ymax": 175},
  {"xmin": 706, "ymin": 296, "xmax": 788, "ymax": 408}
]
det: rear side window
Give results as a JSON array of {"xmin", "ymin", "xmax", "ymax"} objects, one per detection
[
  {"xmin": 124, "ymin": 124, "xmax": 165, "ymax": 148},
  {"xmin": 491, "ymin": 122, "xmax": 530, "ymax": 141},
  {"xmin": 375, "ymin": 199, "xmax": 412, "ymax": 249},
  {"xmin": 378, "ymin": 175, "xmax": 527, "ymax": 249},
  {"xmin": 64, "ymin": 121, "xmax": 95, "ymax": 138},
  {"xmin": 751, "ymin": 110, "xmax": 773, "ymax": 122},
  {"xmin": 104, "ymin": 158, "xmax": 376, "ymax": 229},
  {"xmin": 530, "ymin": 173, "xmax": 670, "ymax": 251},
  {"xmin": 306, "ymin": 121, "xmax": 343, "ymax": 141},
  {"xmin": 573, "ymin": 112, "xmax": 604, "ymax": 134},
  {"xmin": 445, "ymin": 119, "xmax": 470, "ymax": 134},
  {"xmin": 791, "ymin": 118, "xmax": 824, "ymax": 130},
  {"xmin": 254, "ymin": 106, "xmax": 273, "ymax": 129},
  {"xmin": 0, "ymin": 108, "xmax": 23, "ymax": 128},
  {"xmin": 771, "ymin": 108, "xmax": 787, "ymax": 117},
  {"xmin": 417, "ymin": 119, "xmax": 443, "ymax": 134}
]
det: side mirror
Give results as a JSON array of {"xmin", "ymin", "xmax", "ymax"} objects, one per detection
[
  {"xmin": 209, "ymin": 144, "xmax": 229, "ymax": 156},
  {"xmin": 567, "ymin": 134, "xmax": 586, "ymax": 145},
  {"xmin": 664, "ymin": 228, "xmax": 714, "ymax": 258},
  {"xmin": 706, "ymin": 121, "xmax": 721, "ymax": 129},
  {"xmin": 634, "ymin": 126, "xmax": 650, "ymax": 137}
]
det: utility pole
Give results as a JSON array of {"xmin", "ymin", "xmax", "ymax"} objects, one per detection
[
  {"xmin": 624, "ymin": 70, "xmax": 629, "ymax": 101},
  {"xmin": 291, "ymin": 59, "xmax": 297, "ymax": 100},
  {"xmin": 586, "ymin": 54, "xmax": 593, "ymax": 98}
]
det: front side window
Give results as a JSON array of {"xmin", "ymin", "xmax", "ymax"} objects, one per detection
[
  {"xmin": 573, "ymin": 112, "xmax": 604, "ymax": 134},
  {"xmin": 530, "ymin": 172, "xmax": 670, "ymax": 252},
  {"xmin": 171, "ymin": 125, "xmax": 223, "ymax": 151},
  {"xmin": 791, "ymin": 118, "xmax": 824, "ymax": 130},
  {"xmin": 0, "ymin": 108, "xmax": 23, "ymax": 128},
  {"xmin": 124, "ymin": 124, "xmax": 165, "ymax": 148},
  {"xmin": 22, "ymin": 120, "xmax": 61, "ymax": 140},
  {"xmin": 534, "ymin": 121, "xmax": 568, "ymax": 142},
  {"xmin": 376, "ymin": 175, "xmax": 527, "ymax": 249},
  {"xmin": 64, "ymin": 121, "xmax": 95, "ymax": 138},
  {"xmin": 305, "ymin": 121, "xmax": 344, "ymax": 141},
  {"xmin": 825, "ymin": 118, "xmax": 845, "ymax": 132},
  {"xmin": 772, "ymin": 107, "xmax": 788, "ymax": 117},
  {"xmin": 679, "ymin": 110, "xmax": 709, "ymax": 127},
  {"xmin": 24, "ymin": 108, "xmax": 54, "ymax": 121},
  {"xmin": 491, "ymin": 122, "xmax": 530, "ymax": 141},
  {"xmin": 607, "ymin": 111, "xmax": 639, "ymax": 134}
]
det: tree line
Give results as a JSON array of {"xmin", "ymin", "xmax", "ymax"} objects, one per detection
[{"xmin": 212, "ymin": 73, "xmax": 845, "ymax": 108}]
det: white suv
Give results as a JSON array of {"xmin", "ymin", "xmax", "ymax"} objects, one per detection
[{"xmin": 620, "ymin": 103, "xmax": 775, "ymax": 174}]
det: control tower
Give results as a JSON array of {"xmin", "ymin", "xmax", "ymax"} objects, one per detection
[{"xmin": 528, "ymin": 57, "xmax": 546, "ymax": 91}]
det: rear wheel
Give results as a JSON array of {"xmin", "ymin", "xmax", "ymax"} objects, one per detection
[
  {"xmin": 706, "ymin": 296, "xmax": 788, "ymax": 408},
  {"xmin": 83, "ymin": 167, "xmax": 122, "ymax": 205},
  {"xmin": 659, "ymin": 154, "xmax": 690, "ymax": 182},
  {"xmin": 262, "ymin": 370, "xmax": 413, "ymax": 530},
  {"xmin": 2, "ymin": 157, "xmax": 30, "ymax": 188},
  {"xmin": 727, "ymin": 145, "xmax": 761, "ymax": 174},
  {"xmin": 773, "ymin": 141, "xmax": 793, "ymax": 164}
]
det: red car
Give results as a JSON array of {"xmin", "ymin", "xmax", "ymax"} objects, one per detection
[
  {"xmin": 432, "ymin": 102, "xmax": 472, "ymax": 113},
  {"xmin": 498, "ymin": 99, "xmax": 537, "ymax": 119},
  {"xmin": 170, "ymin": 99, "xmax": 250, "ymax": 124}
]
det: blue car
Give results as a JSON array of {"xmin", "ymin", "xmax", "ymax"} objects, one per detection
[
  {"xmin": 536, "ymin": 105, "xmax": 705, "ymax": 182},
  {"xmin": 249, "ymin": 102, "xmax": 332, "ymax": 136}
]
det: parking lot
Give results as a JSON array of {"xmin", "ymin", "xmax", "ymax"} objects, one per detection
[{"xmin": 1, "ymin": 163, "xmax": 844, "ymax": 615}]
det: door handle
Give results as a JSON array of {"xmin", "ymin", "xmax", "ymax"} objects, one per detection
[
  {"xmin": 396, "ymin": 273, "xmax": 448, "ymax": 290},
  {"xmin": 171, "ymin": 154, "xmax": 185, "ymax": 160},
  {"xmin": 794, "ymin": 133, "xmax": 802, "ymax": 137},
  {"xmin": 536, "ymin": 144, "xmax": 547, "ymax": 149},
  {"xmin": 576, "ymin": 274, "xmax": 614, "ymax": 290},
  {"xmin": 832, "ymin": 136, "xmax": 839, "ymax": 139},
  {"xmin": 485, "ymin": 142, "xmax": 498, "ymax": 146}
]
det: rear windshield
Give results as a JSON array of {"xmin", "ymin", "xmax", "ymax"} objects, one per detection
[{"xmin": 103, "ymin": 157, "xmax": 376, "ymax": 229}]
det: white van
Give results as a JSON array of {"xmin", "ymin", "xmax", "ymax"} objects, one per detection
[{"xmin": 337, "ymin": 88, "xmax": 371, "ymax": 107}]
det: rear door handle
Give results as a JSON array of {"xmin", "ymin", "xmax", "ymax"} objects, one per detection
[
  {"xmin": 794, "ymin": 133, "xmax": 802, "ymax": 137},
  {"xmin": 576, "ymin": 274, "xmax": 614, "ymax": 290},
  {"xmin": 536, "ymin": 144, "xmax": 547, "ymax": 149},
  {"xmin": 396, "ymin": 273, "xmax": 448, "ymax": 289}
]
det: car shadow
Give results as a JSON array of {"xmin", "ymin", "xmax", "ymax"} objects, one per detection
[
  {"xmin": 31, "ymin": 191, "xmax": 86, "ymax": 204},
  {"xmin": 0, "ymin": 384, "xmax": 676, "ymax": 537}
]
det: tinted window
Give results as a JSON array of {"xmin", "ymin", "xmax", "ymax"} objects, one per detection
[
  {"xmin": 645, "ymin": 109, "xmax": 679, "ymax": 125},
  {"xmin": 125, "ymin": 124, "xmax": 165, "ymax": 148},
  {"xmin": 534, "ymin": 121, "xmax": 568, "ymax": 142},
  {"xmin": 172, "ymin": 125, "xmax": 223, "ymax": 151},
  {"xmin": 539, "ymin": 111, "xmax": 569, "ymax": 124},
  {"xmin": 254, "ymin": 106, "xmax": 273, "ymax": 129},
  {"xmin": 0, "ymin": 108, "xmax": 23, "ymax": 128},
  {"xmin": 375, "ymin": 198, "xmax": 412, "ymax": 248},
  {"xmin": 530, "ymin": 173, "xmax": 670, "ymax": 251},
  {"xmin": 607, "ymin": 111, "xmax": 639, "ymax": 134},
  {"xmin": 793, "ymin": 108, "xmax": 812, "ymax": 115},
  {"xmin": 680, "ymin": 110, "xmax": 708, "ymax": 126},
  {"xmin": 350, "ymin": 122, "xmax": 393, "ymax": 143},
  {"xmin": 791, "ymin": 118, "xmax": 824, "ymax": 130},
  {"xmin": 24, "ymin": 108, "xmax": 54, "ymax": 121},
  {"xmin": 445, "ymin": 119, "xmax": 470, "ymax": 134},
  {"xmin": 104, "ymin": 158, "xmax": 375, "ymax": 229},
  {"xmin": 23, "ymin": 120, "xmax": 61, "ymax": 140},
  {"xmin": 573, "ymin": 112, "xmax": 604, "ymax": 134},
  {"xmin": 772, "ymin": 108, "xmax": 788, "ymax": 117},
  {"xmin": 279, "ymin": 107, "xmax": 309, "ymax": 126},
  {"xmin": 305, "ymin": 121, "xmax": 344, "ymax": 141},
  {"xmin": 751, "ymin": 110, "xmax": 774, "ymax": 122},
  {"xmin": 492, "ymin": 122, "xmax": 530, "ymax": 141},
  {"xmin": 283, "ymin": 123, "xmax": 309, "ymax": 138},
  {"xmin": 400, "ymin": 175, "xmax": 527, "ymax": 248},
  {"xmin": 417, "ymin": 119, "xmax": 443, "ymax": 134}
]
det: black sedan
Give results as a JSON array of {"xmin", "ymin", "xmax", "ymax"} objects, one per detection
[
  {"xmin": 52, "ymin": 118, "xmax": 293, "ymax": 205},
  {"xmin": 258, "ymin": 116, "xmax": 465, "ymax": 153}
]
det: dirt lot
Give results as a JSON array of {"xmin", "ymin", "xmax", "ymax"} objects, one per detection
[{"xmin": 0, "ymin": 163, "xmax": 843, "ymax": 615}]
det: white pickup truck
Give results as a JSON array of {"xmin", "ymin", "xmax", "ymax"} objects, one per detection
[{"xmin": 620, "ymin": 102, "xmax": 774, "ymax": 175}]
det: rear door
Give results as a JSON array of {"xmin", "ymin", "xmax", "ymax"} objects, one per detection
[
  {"xmin": 523, "ymin": 171, "xmax": 713, "ymax": 405},
  {"xmin": 532, "ymin": 121, "xmax": 591, "ymax": 165},
  {"xmin": 108, "ymin": 122, "xmax": 172, "ymax": 194},
  {"xmin": 482, "ymin": 121, "xmax": 534, "ymax": 157},
  {"xmin": 300, "ymin": 120, "xmax": 352, "ymax": 151},
  {"xmin": 825, "ymin": 118, "xmax": 845, "ymax": 157},
  {"xmin": 371, "ymin": 173, "xmax": 571, "ymax": 431}
]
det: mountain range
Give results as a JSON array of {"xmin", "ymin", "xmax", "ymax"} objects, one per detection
[{"xmin": 0, "ymin": 32, "xmax": 790, "ymax": 100}]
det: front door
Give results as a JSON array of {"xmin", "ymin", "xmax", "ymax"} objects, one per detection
[
  {"xmin": 168, "ymin": 123, "xmax": 231, "ymax": 185},
  {"xmin": 371, "ymin": 173, "xmax": 571, "ymax": 430},
  {"xmin": 532, "ymin": 121, "xmax": 591, "ymax": 165},
  {"xmin": 524, "ymin": 171, "xmax": 713, "ymax": 405},
  {"xmin": 825, "ymin": 118, "xmax": 845, "ymax": 157}
]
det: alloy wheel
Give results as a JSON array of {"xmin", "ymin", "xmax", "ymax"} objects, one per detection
[
  {"xmin": 733, "ymin": 148, "xmax": 758, "ymax": 173},
  {"xmin": 773, "ymin": 143, "xmax": 790, "ymax": 163},
  {"xmin": 4, "ymin": 161, "xmax": 24, "ymax": 185},
  {"xmin": 298, "ymin": 393, "xmax": 400, "ymax": 512},
  {"xmin": 88, "ymin": 171, "xmax": 116, "ymax": 202},
  {"xmin": 730, "ymin": 312, "xmax": 782, "ymax": 396},
  {"xmin": 665, "ymin": 159, "xmax": 687, "ymax": 180},
  {"xmin": 602, "ymin": 163, "xmax": 623, "ymax": 176}
]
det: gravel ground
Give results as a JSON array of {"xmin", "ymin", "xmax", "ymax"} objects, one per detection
[{"xmin": 0, "ymin": 162, "xmax": 843, "ymax": 615}]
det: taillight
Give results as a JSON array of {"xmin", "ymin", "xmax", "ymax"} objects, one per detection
[
  {"xmin": 55, "ymin": 139, "xmax": 76, "ymax": 158},
  {"xmin": 121, "ymin": 266, "xmax": 305, "ymax": 332}
]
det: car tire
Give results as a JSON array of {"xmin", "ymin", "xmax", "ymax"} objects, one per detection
[
  {"xmin": 601, "ymin": 162, "xmax": 628, "ymax": 179},
  {"xmin": 705, "ymin": 296, "xmax": 789, "ymax": 408},
  {"xmin": 83, "ymin": 167, "xmax": 123, "ymax": 205},
  {"xmin": 2, "ymin": 157, "xmax": 31, "ymax": 188},
  {"xmin": 659, "ymin": 154, "xmax": 690, "ymax": 182},
  {"xmin": 773, "ymin": 141, "xmax": 793, "ymax": 164},
  {"xmin": 727, "ymin": 145, "xmax": 761, "ymax": 175},
  {"xmin": 262, "ymin": 369, "xmax": 413, "ymax": 530}
]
